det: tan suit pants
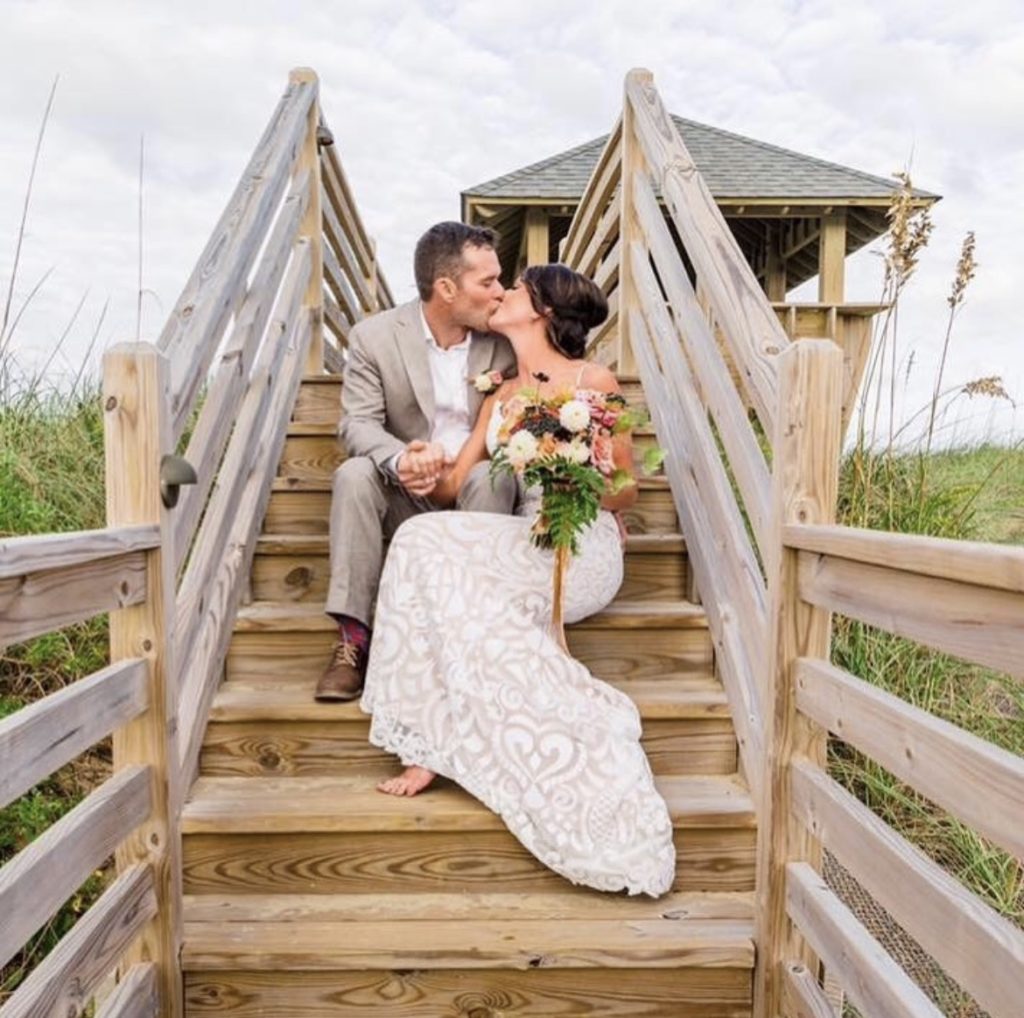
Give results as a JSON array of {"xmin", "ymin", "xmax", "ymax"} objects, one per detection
[{"xmin": 324, "ymin": 456, "xmax": 517, "ymax": 626}]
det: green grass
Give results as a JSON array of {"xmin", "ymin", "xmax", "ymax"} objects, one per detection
[{"xmin": 0, "ymin": 380, "xmax": 112, "ymax": 1003}]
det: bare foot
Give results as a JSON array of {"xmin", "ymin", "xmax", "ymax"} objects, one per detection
[{"xmin": 376, "ymin": 765, "xmax": 436, "ymax": 797}]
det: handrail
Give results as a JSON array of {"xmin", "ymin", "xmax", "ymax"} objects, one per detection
[
  {"xmin": 566, "ymin": 67, "xmax": 1023, "ymax": 1018},
  {"xmin": 1, "ymin": 68, "xmax": 391, "ymax": 1016},
  {"xmin": 157, "ymin": 78, "xmax": 315, "ymax": 438},
  {"xmin": 624, "ymin": 72, "xmax": 790, "ymax": 430}
]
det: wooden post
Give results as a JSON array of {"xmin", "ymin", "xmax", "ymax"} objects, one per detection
[
  {"xmin": 818, "ymin": 211, "xmax": 846, "ymax": 304},
  {"xmin": 104, "ymin": 342, "xmax": 183, "ymax": 1018},
  {"xmin": 524, "ymin": 207, "xmax": 550, "ymax": 266},
  {"xmin": 290, "ymin": 67, "xmax": 325, "ymax": 373},
  {"xmin": 753, "ymin": 339, "xmax": 843, "ymax": 1018},
  {"xmin": 766, "ymin": 223, "xmax": 787, "ymax": 302},
  {"xmin": 617, "ymin": 68, "xmax": 653, "ymax": 374}
]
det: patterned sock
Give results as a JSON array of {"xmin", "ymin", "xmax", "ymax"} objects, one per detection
[{"xmin": 336, "ymin": 615, "xmax": 370, "ymax": 655}]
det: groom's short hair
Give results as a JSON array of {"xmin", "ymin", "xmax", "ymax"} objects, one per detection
[{"xmin": 414, "ymin": 222, "xmax": 498, "ymax": 301}]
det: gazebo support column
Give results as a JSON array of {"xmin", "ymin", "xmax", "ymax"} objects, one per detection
[
  {"xmin": 766, "ymin": 223, "xmax": 787, "ymax": 301},
  {"xmin": 524, "ymin": 207, "xmax": 550, "ymax": 266},
  {"xmin": 818, "ymin": 210, "xmax": 847, "ymax": 303}
]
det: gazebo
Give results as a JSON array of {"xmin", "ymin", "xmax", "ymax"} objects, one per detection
[{"xmin": 462, "ymin": 114, "xmax": 938, "ymax": 304}]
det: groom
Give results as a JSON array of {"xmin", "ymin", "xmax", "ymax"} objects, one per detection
[{"xmin": 315, "ymin": 221, "xmax": 517, "ymax": 701}]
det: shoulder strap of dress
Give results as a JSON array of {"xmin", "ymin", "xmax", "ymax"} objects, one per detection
[{"xmin": 574, "ymin": 362, "xmax": 588, "ymax": 387}]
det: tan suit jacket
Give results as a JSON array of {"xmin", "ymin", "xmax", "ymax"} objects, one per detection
[{"xmin": 339, "ymin": 298, "xmax": 516, "ymax": 471}]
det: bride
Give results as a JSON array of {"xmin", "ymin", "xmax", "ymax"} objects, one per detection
[{"xmin": 359, "ymin": 263, "xmax": 676, "ymax": 897}]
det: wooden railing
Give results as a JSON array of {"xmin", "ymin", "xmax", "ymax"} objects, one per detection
[
  {"xmin": 565, "ymin": 68, "xmax": 1024, "ymax": 1018},
  {"xmin": 0, "ymin": 527, "xmax": 164, "ymax": 1017},
  {"xmin": 0, "ymin": 67, "xmax": 390, "ymax": 1016}
]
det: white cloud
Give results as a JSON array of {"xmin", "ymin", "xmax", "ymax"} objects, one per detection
[{"xmin": 0, "ymin": 0, "xmax": 1020, "ymax": 442}]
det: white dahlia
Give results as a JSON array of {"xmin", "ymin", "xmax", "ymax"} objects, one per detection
[
  {"xmin": 506, "ymin": 429, "xmax": 539, "ymax": 468},
  {"xmin": 558, "ymin": 399, "xmax": 591, "ymax": 433}
]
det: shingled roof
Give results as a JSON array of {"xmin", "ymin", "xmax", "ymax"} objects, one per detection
[{"xmin": 464, "ymin": 115, "xmax": 937, "ymax": 201}]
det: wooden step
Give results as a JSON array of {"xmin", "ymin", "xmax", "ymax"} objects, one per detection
[
  {"xmin": 264, "ymin": 476, "xmax": 678, "ymax": 535},
  {"xmin": 185, "ymin": 967, "xmax": 751, "ymax": 1016},
  {"xmin": 290, "ymin": 374, "xmax": 649, "ymax": 428},
  {"xmin": 181, "ymin": 774, "xmax": 756, "ymax": 895},
  {"xmin": 182, "ymin": 891, "xmax": 753, "ymax": 970},
  {"xmin": 276, "ymin": 429, "xmax": 663, "ymax": 484},
  {"xmin": 200, "ymin": 677, "xmax": 736, "ymax": 778},
  {"xmin": 251, "ymin": 532, "xmax": 688, "ymax": 603},
  {"xmin": 227, "ymin": 599, "xmax": 713, "ymax": 683}
]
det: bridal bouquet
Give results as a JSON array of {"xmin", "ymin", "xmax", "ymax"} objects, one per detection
[{"xmin": 490, "ymin": 385, "xmax": 663, "ymax": 644}]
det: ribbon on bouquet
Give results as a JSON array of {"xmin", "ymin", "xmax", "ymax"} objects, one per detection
[{"xmin": 550, "ymin": 544, "xmax": 570, "ymax": 653}]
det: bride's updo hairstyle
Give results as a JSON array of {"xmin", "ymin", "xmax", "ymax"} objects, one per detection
[{"xmin": 521, "ymin": 264, "xmax": 608, "ymax": 359}]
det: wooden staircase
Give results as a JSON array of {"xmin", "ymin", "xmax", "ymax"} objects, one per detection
[{"xmin": 179, "ymin": 374, "xmax": 758, "ymax": 1016}]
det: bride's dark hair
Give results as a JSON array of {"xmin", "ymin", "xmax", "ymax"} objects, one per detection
[{"xmin": 520, "ymin": 264, "xmax": 608, "ymax": 359}]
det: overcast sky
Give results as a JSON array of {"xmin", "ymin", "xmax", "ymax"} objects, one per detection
[{"xmin": 1, "ymin": 0, "xmax": 1021, "ymax": 445}]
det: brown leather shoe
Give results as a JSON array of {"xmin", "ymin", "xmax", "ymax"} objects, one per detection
[{"xmin": 314, "ymin": 637, "xmax": 366, "ymax": 701}]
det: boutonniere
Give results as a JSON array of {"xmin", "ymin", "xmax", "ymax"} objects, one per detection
[{"xmin": 470, "ymin": 369, "xmax": 505, "ymax": 394}]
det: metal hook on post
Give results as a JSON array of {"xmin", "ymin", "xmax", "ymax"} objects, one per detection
[{"xmin": 159, "ymin": 454, "xmax": 197, "ymax": 509}]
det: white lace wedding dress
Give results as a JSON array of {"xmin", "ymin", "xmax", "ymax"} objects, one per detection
[{"xmin": 359, "ymin": 401, "xmax": 676, "ymax": 897}]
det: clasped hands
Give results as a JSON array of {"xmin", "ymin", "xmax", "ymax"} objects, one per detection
[{"xmin": 397, "ymin": 439, "xmax": 452, "ymax": 497}]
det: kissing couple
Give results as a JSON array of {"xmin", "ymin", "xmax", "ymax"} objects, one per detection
[{"xmin": 315, "ymin": 221, "xmax": 675, "ymax": 897}]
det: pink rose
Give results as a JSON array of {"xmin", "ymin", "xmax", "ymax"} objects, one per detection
[{"xmin": 591, "ymin": 432, "xmax": 615, "ymax": 474}]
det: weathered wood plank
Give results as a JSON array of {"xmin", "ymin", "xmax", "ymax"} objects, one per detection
[
  {"xmin": 227, "ymin": 626, "xmax": 714, "ymax": 685},
  {"xmin": 183, "ymin": 917, "xmax": 753, "ymax": 971},
  {"xmin": 183, "ymin": 828, "xmax": 756, "ymax": 895},
  {"xmin": 755, "ymin": 339, "xmax": 844, "ymax": 1018},
  {"xmin": 103, "ymin": 342, "xmax": 183, "ymax": 1017},
  {"xmin": 785, "ymin": 861, "xmax": 944, "ymax": 1018},
  {"xmin": 626, "ymin": 73, "xmax": 788, "ymax": 429},
  {"xmin": 628, "ymin": 305, "xmax": 764, "ymax": 792},
  {"xmin": 250, "ymin": 531, "xmax": 685, "ymax": 603},
  {"xmin": 290, "ymin": 69, "xmax": 325, "ymax": 375},
  {"xmin": 796, "ymin": 550, "xmax": 1024, "ymax": 679},
  {"xmin": 175, "ymin": 242, "xmax": 312, "ymax": 656},
  {"xmin": 0, "ymin": 765, "xmax": 151, "ymax": 970},
  {"xmin": 782, "ymin": 960, "xmax": 836, "ymax": 1018},
  {"xmin": 628, "ymin": 259, "xmax": 768, "ymax": 673},
  {"xmin": 562, "ymin": 117, "xmax": 622, "ymax": 269},
  {"xmin": 176, "ymin": 310, "xmax": 315, "ymax": 788},
  {"xmin": 319, "ymin": 132, "xmax": 376, "ymax": 282},
  {"xmin": 791, "ymin": 759, "xmax": 1024, "ymax": 1018},
  {"xmin": 185, "ymin": 967, "xmax": 750, "ymax": 1017},
  {"xmin": 0, "ymin": 550, "xmax": 147, "ymax": 647},
  {"xmin": 173, "ymin": 167, "xmax": 311, "ymax": 563},
  {"xmin": 322, "ymin": 291, "xmax": 350, "ymax": 346},
  {"xmin": 181, "ymin": 773, "xmax": 754, "ymax": 834},
  {"xmin": 0, "ymin": 526, "xmax": 158, "ymax": 580},
  {"xmin": 322, "ymin": 237, "xmax": 362, "ymax": 324},
  {"xmin": 0, "ymin": 658, "xmax": 147, "ymax": 809},
  {"xmin": 321, "ymin": 184, "xmax": 375, "ymax": 315},
  {"xmin": 795, "ymin": 657, "xmax": 1024, "ymax": 861},
  {"xmin": 159, "ymin": 79, "xmax": 314, "ymax": 437},
  {"xmin": 200, "ymin": 708, "xmax": 733, "ymax": 778},
  {"xmin": 264, "ymin": 477, "xmax": 678, "ymax": 534},
  {"xmin": 577, "ymin": 191, "xmax": 621, "ymax": 281},
  {"xmin": 183, "ymin": 889, "xmax": 754, "ymax": 923},
  {"xmin": 95, "ymin": 963, "xmax": 158, "ymax": 1018},
  {"xmin": 785, "ymin": 522, "xmax": 1024, "ymax": 595},
  {"xmin": 633, "ymin": 170, "xmax": 771, "ymax": 550},
  {"xmin": 0, "ymin": 864, "xmax": 157, "ymax": 1018}
]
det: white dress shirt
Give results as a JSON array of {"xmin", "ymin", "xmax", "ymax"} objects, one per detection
[{"xmin": 420, "ymin": 306, "xmax": 472, "ymax": 459}]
